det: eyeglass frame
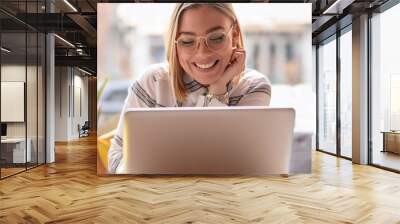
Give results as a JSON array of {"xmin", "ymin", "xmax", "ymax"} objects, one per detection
[{"xmin": 175, "ymin": 22, "xmax": 236, "ymax": 54}]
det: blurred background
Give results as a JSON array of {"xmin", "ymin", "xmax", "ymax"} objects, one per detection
[{"xmin": 97, "ymin": 3, "xmax": 313, "ymax": 142}]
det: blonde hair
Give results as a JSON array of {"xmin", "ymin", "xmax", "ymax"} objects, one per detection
[{"xmin": 165, "ymin": 3, "xmax": 245, "ymax": 103}]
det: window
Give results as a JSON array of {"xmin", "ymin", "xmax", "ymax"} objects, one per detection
[
  {"xmin": 371, "ymin": 2, "xmax": 400, "ymax": 171},
  {"xmin": 340, "ymin": 28, "xmax": 352, "ymax": 158},
  {"xmin": 0, "ymin": 1, "xmax": 47, "ymax": 179},
  {"xmin": 317, "ymin": 36, "xmax": 337, "ymax": 154}
]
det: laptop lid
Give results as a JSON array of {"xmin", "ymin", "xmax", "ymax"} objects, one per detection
[{"xmin": 122, "ymin": 107, "xmax": 295, "ymax": 175}]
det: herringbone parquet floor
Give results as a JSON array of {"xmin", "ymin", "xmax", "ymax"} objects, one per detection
[{"xmin": 1, "ymin": 135, "xmax": 400, "ymax": 223}]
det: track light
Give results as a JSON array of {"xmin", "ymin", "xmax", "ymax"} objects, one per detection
[
  {"xmin": 78, "ymin": 67, "xmax": 93, "ymax": 76},
  {"xmin": 1, "ymin": 47, "xmax": 11, "ymax": 53},
  {"xmin": 54, "ymin": 34, "xmax": 75, "ymax": 48},
  {"xmin": 63, "ymin": 0, "xmax": 78, "ymax": 12}
]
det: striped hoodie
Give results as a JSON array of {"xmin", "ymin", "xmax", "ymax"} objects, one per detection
[{"xmin": 108, "ymin": 63, "xmax": 271, "ymax": 174}]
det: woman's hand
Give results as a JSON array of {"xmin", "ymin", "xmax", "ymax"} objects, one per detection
[{"xmin": 208, "ymin": 47, "xmax": 246, "ymax": 95}]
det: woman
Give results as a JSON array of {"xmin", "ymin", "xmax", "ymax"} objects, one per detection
[{"xmin": 108, "ymin": 3, "xmax": 271, "ymax": 174}]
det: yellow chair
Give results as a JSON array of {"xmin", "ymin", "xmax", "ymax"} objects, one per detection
[{"xmin": 97, "ymin": 130, "xmax": 116, "ymax": 174}]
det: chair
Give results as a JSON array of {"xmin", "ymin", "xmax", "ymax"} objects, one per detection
[
  {"xmin": 97, "ymin": 129, "xmax": 116, "ymax": 174},
  {"xmin": 78, "ymin": 121, "xmax": 90, "ymax": 138}
]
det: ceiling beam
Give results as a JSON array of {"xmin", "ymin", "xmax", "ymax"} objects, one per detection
[
  {"xmin": 322, "ymin": 0, "xmax": 356, "ymax": 14},
  {"xmin": 55, "ymin": 55, "xmax": 96, "ymax": 72},
  {"xmin": 67, "ymin": 13, "xmax": 97, "ymax": 39}
]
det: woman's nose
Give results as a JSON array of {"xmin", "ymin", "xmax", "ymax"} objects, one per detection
[{"xmin": 196, "ymin": 38, "xmax": 212, "ymax": 55}]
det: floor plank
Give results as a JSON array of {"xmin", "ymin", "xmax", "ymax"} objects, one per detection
[{"xmin": 1, "ymin": 135, "xmax": 400, "ymax": 223}]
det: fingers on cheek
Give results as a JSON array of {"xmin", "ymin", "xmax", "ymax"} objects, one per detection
[
  {"xmin": 235, "ymin": 51, "xmax": 243, "ymax": 60},
  {"xmin": 237, "ymin": 52, "xmax": 245, "ymax": 62},
  {"xmin": 241, "ymin": 52, "xmax": 246, "ymax": 60},
  {"xmin": 230, "ymin": 54, "xmax": 238, "ymax": 64},
  {"xmin": 230, "ymin": 52, "xmax": 236, "ymax": 62},
  {"xmin": 231, "ymin": 50, "xmax": 245, "ymax": 64}
]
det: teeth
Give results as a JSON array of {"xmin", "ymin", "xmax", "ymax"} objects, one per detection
[{"xmin": 195, "ymin": 60, "xmax": 217, "ymax": 69}]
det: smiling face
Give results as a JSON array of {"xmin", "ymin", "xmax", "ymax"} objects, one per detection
[{"xmin": 176, "ymin": 5, "xmax": 238, "ymax": 85}]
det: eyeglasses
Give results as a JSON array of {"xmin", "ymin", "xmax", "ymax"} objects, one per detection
[{"xmin": 175, "ymin": 23, "xmax": 235, "ymax": 54}]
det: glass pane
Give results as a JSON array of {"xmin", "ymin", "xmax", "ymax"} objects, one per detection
[
  {"xmin": 1, "ymin": 31, "xmax": 27, "ymax": 177},
  {"xmin": 38, "ymin": 33, "xmax": 45, "ymax": 165},
  {"xmin": 340, "ymin": 29, "xmax": 352, "ymax": 158},
  {"xmin": 27, "ymin": 31, "xmax": 38, "ymax": 169},
  {"xmin": 318, "ymin": 37, "xmax": 337, "ymax": 154},
  {"xmin": 371, "ymin": 4, "xmax": 400, "ymax": 171},
  {"xmin": 26, "ymin": 0, "xmax": 39, "ymax": 169},
  {"xmin": 0, "ymin": 1, "xmax": 46, "ymax": 178}
]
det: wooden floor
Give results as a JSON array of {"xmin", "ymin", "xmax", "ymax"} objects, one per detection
[
  {"xmin": 1, "ymin": 167, "xmax": 26, "ymax": 178},
  {"xmin": 1, "ymin": 136, "xmax": 400, "ymax": 223},
  {"xmin": 1, "ymin": 163, "xmax": 45, "ymax": 178}
]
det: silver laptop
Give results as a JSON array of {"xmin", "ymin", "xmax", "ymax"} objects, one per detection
[{"xmin": 122, "ymin": 107, "xmax": 295, "ymax": 175}]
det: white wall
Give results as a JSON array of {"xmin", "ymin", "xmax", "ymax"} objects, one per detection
[
  {"xmin": 55, "ymin": 67, "xmax": 69, "ymax": 141},
  {"xmin": 54, "ymin": 67, "xmax": 89, "ymax": 141},
  {"xmin": 1, "ymin": 64, "xmax": 46, "ymax": 163},
  {"xmin": 1, "ymin": 65, "xmax": 40, "ymax": 137},
  {"xmin": 1, "ymin": 65, "xmax": 26, "ymax": 140}
]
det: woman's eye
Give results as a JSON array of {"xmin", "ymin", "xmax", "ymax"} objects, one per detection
[
  {"xmin": 179, "ymin": 39, "xmax": 195, "ymax": 46},
  {"xmin": 209, "ymin": 34, "xmax": 225, "ymax": 43}
]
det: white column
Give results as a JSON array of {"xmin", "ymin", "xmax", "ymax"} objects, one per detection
[
  {"xmin": 46, "ymin": 33, "xmax": 55, "ymax": 163},
  {"xmin": 352, "ymin": 14, "xmax": 369, "ymax": 164}
]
